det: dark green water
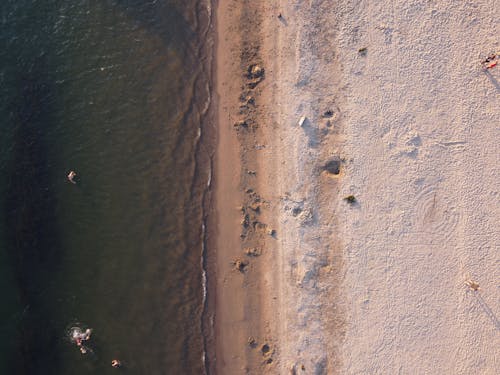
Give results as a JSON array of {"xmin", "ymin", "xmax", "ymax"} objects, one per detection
[{"xmin": 0, "ymin": 1, "xmax": 214, "ymax": 374}]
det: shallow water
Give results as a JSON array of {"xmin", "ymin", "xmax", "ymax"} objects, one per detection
[{"xmin": 0, "ymin": 1, "xmax": 213, "ymax": 373}]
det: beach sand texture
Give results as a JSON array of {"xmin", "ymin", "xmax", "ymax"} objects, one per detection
[{"xmin": 214, "ymin": 0, "xmax": 498, "ymax": 374}]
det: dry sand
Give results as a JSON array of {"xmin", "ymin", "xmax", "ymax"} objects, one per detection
[{"xmin": 213, "ymin": 0, "xmax": 499, "ymax": 374}]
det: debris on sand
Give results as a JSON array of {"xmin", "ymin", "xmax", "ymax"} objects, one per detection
[
  {"xmin": 323, "ymin": 110, "xmax": 334, "ymax": 118},
  {"xmin": 241, "ymin": 213, "xmax": 250, "ymax": 228},
  {"xmin": 260, "ymin": 343, "xmax": 274, "ymax": 364},
  {"xmin": 248, "ymin": 64, "xmax": 264, "ymax": 78},
  {"xmin": 481, "ymin": 52, "xmax": 498, "ymax": 70},
  {"xmin": 344, "ymin": 195, "xmax": 356, "ymax": 204},
  {"xmin": 298, "ymin": 115, "xmax": 307, "ymax": 127},
  {"xmin": 234, "ymin": 119, "xmax": 249, "ymax": 128},
  {"xmin": 248, "ymin": 337, "xmax": 258, "ymax": 348},
  {"xmin": 465, "ymin": 279, "xmax": 480, "ymax": 291},
  {"xmin": 261, "ymin": 343, "xmax": 271, "ymax": 355},
  {"xmin": 246, "ymin": 64, "xmax": 265, "ymax": 88},
  {"xmin": 249, "ymin": 201, "xmax": 261, "ymax": 212},
  {"xmin": 245, "ymin": 247, "xmax": 261, "ymax": 257}
]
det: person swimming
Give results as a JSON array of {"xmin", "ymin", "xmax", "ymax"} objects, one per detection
[
  {"xmin": 67, "ymin": 170, "xmax": 77, "ymax": 184},
  {"xmin": 71, "ymin": 327, "xmax": 92, "ymax": 342},
  {"xmin": 70, "ymin": 327, "xmax": 92, "ymax": 354}
]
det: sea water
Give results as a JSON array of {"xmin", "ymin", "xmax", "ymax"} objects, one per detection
[{"xmin": 0, "ymin": 1, "xmax": 213, "ymax": 373}]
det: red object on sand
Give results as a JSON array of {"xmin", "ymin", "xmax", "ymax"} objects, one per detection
[{"xmin": 486, "ymin": 61, "xmax": 497, "ymax": 69}]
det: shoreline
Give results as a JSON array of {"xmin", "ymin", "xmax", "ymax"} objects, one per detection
[{"xmin": 200, "ymin": 0, "xmax": 218, "ymax": 374}]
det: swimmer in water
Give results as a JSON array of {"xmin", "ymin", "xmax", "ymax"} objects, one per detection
[
  {"xmin": 71, "ymin": 327, "xmax": 93, "ymax": 355},
  {"xmin": 111, "ymin": 359, "xmax": 121, "ymax": 368},
  {"xmin": 67, "ymin": 170, "xmax": 77, "ymax": 184},
  {"xmin": 72, "ymin": 328, "xmax": 91, "ymax": 342},
  {"xmin": 82, "ymin": 328, "xmax": 92, "ymax": 341}
]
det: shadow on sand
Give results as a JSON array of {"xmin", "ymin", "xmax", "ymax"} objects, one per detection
[
  {"xmin": 473, "ymin": 292, "xmax": 500, "ymax": 331},
  {"xmin": 483, "ymin": 69, "xmax": 500, "ymax": 92}
]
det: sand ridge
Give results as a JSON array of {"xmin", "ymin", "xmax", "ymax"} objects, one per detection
[{"xmin": 215, "ymin": 0, "xmax": 346, "ymax": 373}]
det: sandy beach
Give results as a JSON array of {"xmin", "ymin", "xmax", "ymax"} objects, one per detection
[{"xmin": 212, "ymin": 0, "xmax": 499, "ymax": 374}]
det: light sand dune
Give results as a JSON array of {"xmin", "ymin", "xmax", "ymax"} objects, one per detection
[
  {"xmin": 213, "ymin": 0, "xmax": 499, "ymax": 373},
  {"xmin": 336, "ymin": 1, "xmax": 499, "ymax": 373}
]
